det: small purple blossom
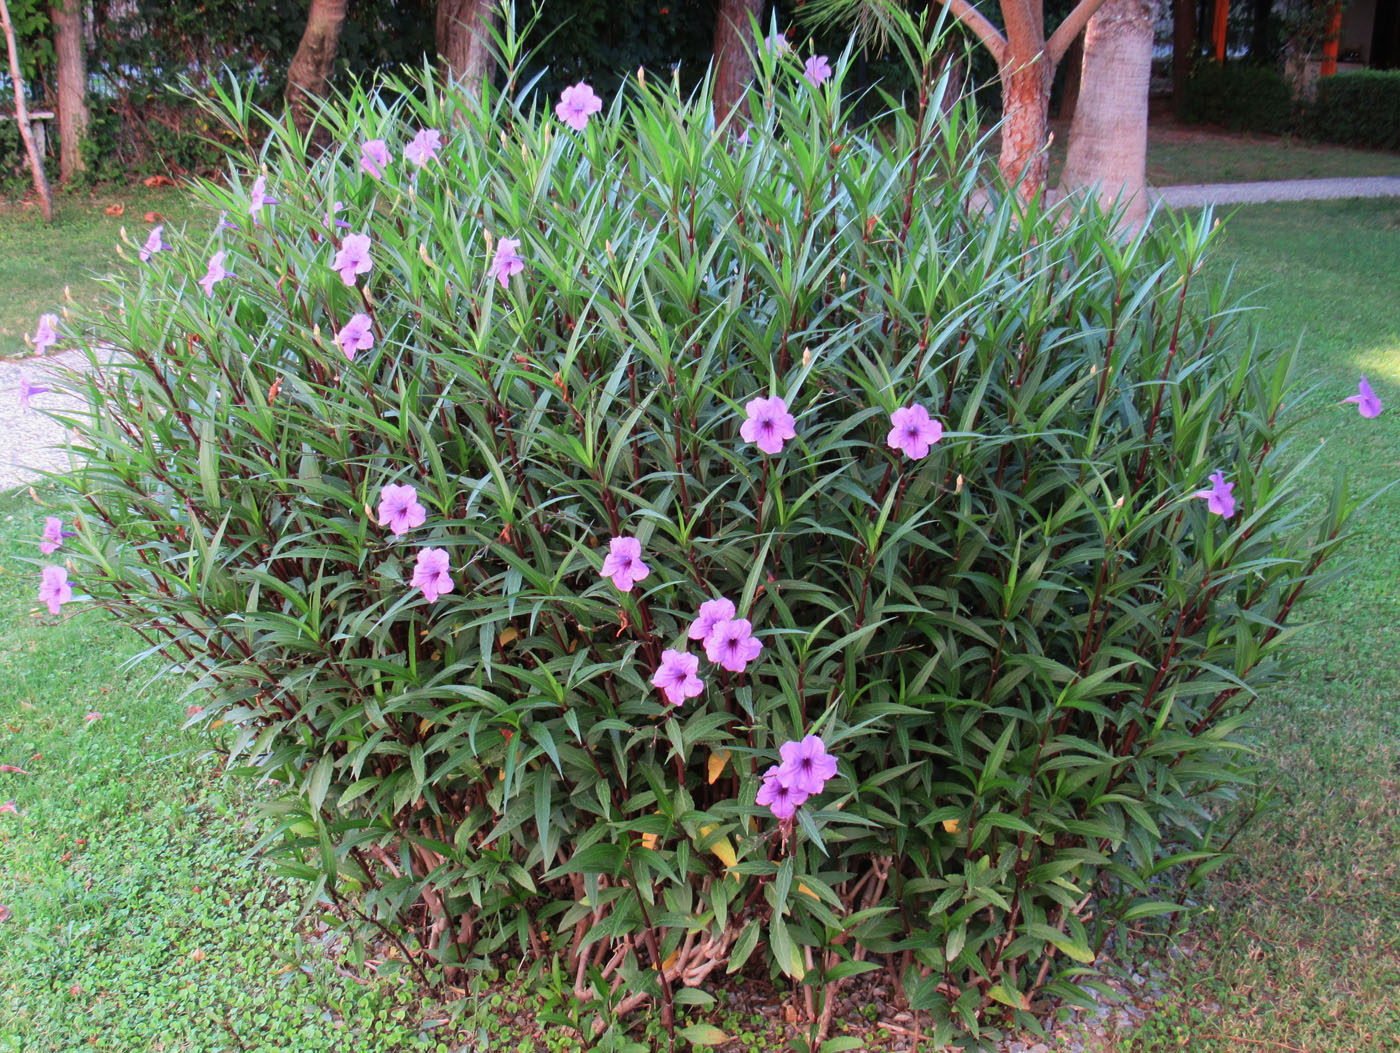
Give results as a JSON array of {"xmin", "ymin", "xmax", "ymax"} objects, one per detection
[
  {"xmin": 31, "ymin": 314, "xmax": 58, "ymax": 355},
  {"xmin": 556, "ymin": 82, "xmax": 603, "ymax": 131},
  {"xmin": 39, "ymin": 516, "xmax": 75, "ymax": 555},
  {"xmin": 703, "ymin": 617, "xmax": 763, "ymax": 674},
  {"xmin": 139, "ymin": 225, "xmax": 169, "ymax": 262},
  {"xmin": 360, "ymin": 139, "xmax": 391, "ymax": 179},
  {"xmin": 803, "ymin": 55, "xmax": 833, "ymax": 88},
  {"xmin": 38, "ymin": 565, "xmax": 72, "ymax": 615},
  {"xmin": 777, "ymin": 734, "xmax": 838, "ymax": 796},
  {"xmin": 217, "ymin": 210, "xmax": 239, "ymax": 233},
  {"xmin": 688, "ymin": 597, "xmax": 737, "ymax": 647},
  {"xmin": 326, "ymin": 201, "xmax": 351, "ymax": 231},
  {"xmin": 488, "ymin": 236, "xmax": 525, "ymax": 289},
  {"xmin": 332, "ymin": 233, "xmax": 373, "ymax": 286},
  {"xmin": 600, "ymin": 535, "xmax": 650, "ymax": 592},
  {"xmin": 765, "ymin": 30, "xmax": 791, "ymax": 57},
  {"xmin": 249, "ymin": 175, "xmax": 277, "ymax": 216},
  {"xmin": 336, "ymin": 313, "xmax": 375, "ymax": 361},
  {"xmin": 1194, "ymin": 470, "xmax": 1236, "ymax": 519},
  {"xmin": 886, "ymin": 404, "xmax": 944, "ymax": 460},
  {"xmin": 19, "ymin": 377, "xmax": 49, "ymax": 411},
  {"xmin": 1344, "ymin": 375, "xmax": 1383, "ymax": 418},
  {"xmin": 736, "ymin": 125, "xmax": 751, "ymax": 147},
  {"xmin": 378, "ymin": 484, "xmax": 426, "ymax": 536},
  {"xmin": 199, "ymin": 251, "xmax": 230, "ymax": 297},
  {"xmin": 405, "ymin": 128, "xmax": 443, "ymax": 166},
  {"xmin": 650, "ymin": 649, "xmax": 704, "ymax": 707},
  {"xmin": 411, "ymin": 547, "xmax": 453, "ymax": 603},
  {"xmin": 739, "ymin": 395, "xmax": 797, "ymax": 455},
  {"xmin": 756, "ymin": 764, "xmax": 809, "ymax": 820}
]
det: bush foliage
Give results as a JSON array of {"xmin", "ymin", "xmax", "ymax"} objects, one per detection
[
  {"xmin": 1303, "ymin": 70, "xmax": 1400, "ymax": 151},
  {"xmin": 1180, "ymin": 61, "xmax": 1295, "ymax": 135},
  {"xmin": 41, "ymin": 16, "xmax": 1352, "ymax": 1045}
]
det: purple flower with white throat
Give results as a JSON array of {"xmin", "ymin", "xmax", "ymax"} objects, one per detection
[
  {"xmin": 336, "ymin": 313, "xmax": 375, "ymax": 361},
  {"xmin": 556, "ymin": 82, "xmax": 602, "ymax": 131},
  {"xmin": 650, "ymin": 649, "xmax": 704, "ymax": 707},
  {"xmin": 31, "ymin": 314, "xmax": 58, "ymax": 355},
  {"xmin": 703, "ymin": 617, "xmax": 762, "ymax": 674},
  {"xmin": 777, "ymin": 734, "xmax": 838, "ymax": 796},
  {"xmin": 688, "ymin": 597, "xmax": 737, "ymax": 647},
  {"xmin": 1344, "ymin": 375, "xmax": 1383, "ymax": 418},
  {"xmin": 756, "ymin": 765, "xmax": 808, "ymax": 820},
  {"xmin": 249, "ymin": 175, "xmax": 277, "ymax": 216},
  {"xmin": 739, "ymin": 395, "xmax": 796, "ymax": 455},
  {"xmin": 39, "ymin": 516, "xmax": 75, "ymax": 555},
  {"xmin": 803, "ymin": 55, "xmax": 833, "ymax": 88},
  {"xmin": 405, "ymin": 128, "xmax": 443, "ymax": 166},
  {"xmin": 139, "ymin": 225, "xmax": 169, "ymax": 262},
  {"xmin": 886, "ymin": 404, "xmax": 944, "ymax": 460},
  {"xmin": 38, "ymin": 565, "xmax": 73, "ymax": 615},
  {"xmin": 19, "ymin": 377, "xmax": 49, "ymax": 411},
  {"xmin": 360, "ymin": 138, "xmax": 391, "ymax": 179},
  {"xmin": 600, "ymin": 535, "xmax": 650, "ymax": 592},
  {"xmin": 199, "ymin": 251, "xmax": 229, "ymax": 297},
  {"xmin": 1194, "ymin": 471, "xmax": 1236, "ymax": 519},
  {"xmin": 332, "ymin": 233, "xmax": 373, "ymax": 286},
  {"xmin": 377, "ymin": 483, "xmax": 426, "ymax": 536},
  {"xmin": 411, "ymin": 547, "xmax": 453, "ymax": 603},
  {"xmin": 488, "ymin": 236, "xmax": 525, "ymax": 289}
]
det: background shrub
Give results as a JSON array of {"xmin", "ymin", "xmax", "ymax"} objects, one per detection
[
  {"xmin": 41, "ymin": 23, "xmax": 1351, "ymax": 1045},
  {"xmin": 1303, "ymin": 70, "xmax": 1400, "ymax": 150},
  {"xmin": 1180, "ymin": 61, "xmax": 1295, "ymax": 134}
]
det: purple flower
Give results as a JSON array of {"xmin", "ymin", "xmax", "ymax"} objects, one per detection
[
  {"xmin": 217, "ymin": 210, "xmax": 239, "ymax": 233},
  {"xmin": 360, "ymin": 138, "xmax": 391, "ymax": 179},
  {"xmin": 488, "ymin": 236, "xmax": 525, "ymax": 289},
  {"xmin": 688, "ymin": 597, "xmax": 737, "ymax": 646},
  {"xmin": 325, "ymin": 200, "xmax": 351, "ymax": 231},
  {"xmin": 38, "ymin": 565, "xmax": 72, "ymax": 615},
  {"xmin": 1194, "ymin": 470, "xmax": 1236, "ymax": 519},
  {"xmin": 765, "ymin": 30, "xmax": 791, "ymax": 57},
  {"xmin": 405, "ymin": 128, "xmax": 443, "ymax": 166},
  {"xmin": 703, "ymin": 617, "xmax": 762, "ymax": 674},
  {"xmin": 650, "ymin": 649, "xmax": 704, "ymax": 707},
  {"xmin": 600, "ymin": 535, "xmax": 650, "ymax": 592},
  {"xmin": 249, "ymin": 175, "xmax": 277, "ymax": 216},
  {"xmin": 332, "ymin": 233, "xmax": 373, "ymax": 286},
  {"xmin": 199, "ymin": 251, "xmax": 229, "ymax": 297},
  {"xmin": 756, "ymin": 765, "xmax": 808, "ymax": 820},
  {"xmin": 736, "ymin": 125, "xmax": 751, "ymax": 147},
  {"xmin": 777, "ymin": 734, "xmax": 838, "ymax": 796},
  {"xmin": 18, "ymin": 377, "xmax": 49, "ymax": 411},
  {"xmin": 739, "ymin": 395, "xmax": 797, "ymax": 455},
  {"xmin": 886, "ymin": 404, "xmax": 944, "ymax": 460},
  {"xmin": 336, "ymin": 313, "xmax": 375, "ymax": 361},
  {"xmin": 803, "ymin": 55, "xmax": 833, "ymax": 88},
  {"xmin": 39, "ymin": 516, "xmax": 74, "ymax": 555},
  {"xmin": 378, "ymin": 483, "xmax": 426, "ymax": 536},
  {"xmin": 411, "ymin": 547, "xmax": 453, "ymax": 603},
  {"xmin": 31, "ymin": 314, "xmax": 58, "ymax": 355},
  {"xmin": 139, "ymin": 225, "xmax": 169, "ymax": 262},
  {"xmin": 1344, "ymin": 375, "xmax": 1383, "ymax": 418},
  {"xmin": 556, "ymin": 82, "xmax": 603, "ymax": 131}
]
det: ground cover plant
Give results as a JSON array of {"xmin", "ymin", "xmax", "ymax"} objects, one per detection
[{"xmin": 27, "ymin": 15, "xmax": 1369, "ymax": 1048}]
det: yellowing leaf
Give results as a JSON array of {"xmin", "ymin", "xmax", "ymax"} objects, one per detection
[
  {"xmin": 698, "ymin": 824, "xmax": 738, "ymax": 870},
  {"xmin": 942, "ymin": 818, "xmax": 961, "ymax": 835},
  {"xmin": 707, "ymin": 750, "xmax": 730, "ymax": 784},
  {"xmin": 640, "ymin": 831, "xmax": 659, "ymax": 850},
  {"xmin": 796, "ymin": 881, "xmax": 819, "ymax": 901},
  {"xmin": 497, "ymin": 626, "xmax": 519, "ymax": 647},
  {"xmin": 658, "ymin": 949, "xmax": 679, "ymax": 972}
]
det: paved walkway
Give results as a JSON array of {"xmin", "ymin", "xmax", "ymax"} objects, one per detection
[{"xmin": 1154, "ymin": 175, "xmax": 1400, "ymax": 208}]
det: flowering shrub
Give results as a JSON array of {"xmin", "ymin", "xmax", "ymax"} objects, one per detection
[{"xmin": 37, "ymin": 22, "xmax": 1359, "ymax": 1046}]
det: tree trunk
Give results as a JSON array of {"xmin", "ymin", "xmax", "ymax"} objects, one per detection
[
  {"xmin": 713, "ymin": 0, "xmax": 763, "ymax": 125},
  {"xmin": 0, "ymin": 0, "xmax": 52, "ymax": 220},
  {"xmin": 1059, "ymin": 32, "xmax": 1085, "ymax": 122},
  {"xmin": 51, "ymin": 0, "xmax": 87, "ymax": 183},
  {"xmin": 1058, "ymin": 0, "xmax": 1155, "ymax": 230},
  {"xmin": 286, "ymin": 0, "xmax": 347, "ymax": 136},
  {"xmin": 1172, "ymin": 0, "xmax": 1197, "ymax": 113},
  {"xmin": 436, "ymin": 0, "xmax": 498, "ymax": 102},
  {"xmin": 998, "ymin": 55, "xmax": 1053, "ymax": 191}
]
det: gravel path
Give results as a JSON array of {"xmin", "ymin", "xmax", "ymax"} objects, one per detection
[
  {"xmin": 1154, "ymin": 175, "xmax": 1400, "ymax": 208},
  {"xmin": 0, "ymin": 348, "xmax": 96, "ymax": 492}
]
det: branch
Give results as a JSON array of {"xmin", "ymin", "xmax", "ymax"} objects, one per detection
[
  {"xmin": 1046, "ymin": 0, "xmax": 1114, "ymax": 64},
  {"xmin": 933, "ymin": 0, "xmax": 1008, "ymax": 66}
]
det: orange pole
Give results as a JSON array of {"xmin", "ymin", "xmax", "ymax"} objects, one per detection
[
  {"xmin": 1321, "ymin": 3, "xmax": 1343, "ymax": 76},
  {"xmin": 1212, "ymin": 0, "xmax": 1229, "ymax": 61}
]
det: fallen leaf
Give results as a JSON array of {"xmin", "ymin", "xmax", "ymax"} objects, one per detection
[
  {"xmin": 0, "ymin": 801, "xmax": 15, "ymax": 815},
  {"xmin": 185, "ymin": 705, "xmax": 203, "ymax": 718},
  {"xmin": 142, "ymin": 174, "xmax": 175, "ymax": 187},
  {"xmin": 189, "ymin": 947, "xmax": 206, "ymax": 962},
  {"xmin": 0, "ymin": 766, "xmax": 29, "ymax": 775},
  {"xmin": 84, "ymin": 712, "xmax": 102, "ymax": 723},
  {"xmin": 142, "ymin": 211, "xmax": 164, "ymax": 223},
  {"xmin": 103, "ymin": 202, "xmax": 124, "ymax": 216}
]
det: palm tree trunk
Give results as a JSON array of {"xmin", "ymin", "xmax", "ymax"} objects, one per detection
[
  {"xmin": 436, "ymin": 0, "xmax": 498, "ymax": 102},
  {"xmin": 713, "ymin": 0, "xmax": 763, "ymax": 126},
  {"xmin": 51, "ymin": 0, "xmax": 87, "ymax": 183},
  {"xmin": 286, "ymin": 0, "xmax": 347, "ymax": 136}
]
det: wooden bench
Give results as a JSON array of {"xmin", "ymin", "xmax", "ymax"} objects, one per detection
[{"xmin": 1, "ymin": 110, "xmax": 55, "ymax": 156}]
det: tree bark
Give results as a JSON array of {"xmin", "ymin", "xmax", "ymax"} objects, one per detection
[
  {"xmin": 0, "ymin": 0, "xmax": 52, "ymax": 220},
  {"xmin": 51, "ymin": 0, "xmax": 87, "ymax": 183},
  {"xmin": 1173, "ymin": 0, "xmax": 1197, "ymax": 112},
  {"xmin": 1058, "ymin": 0, "xmax": 1155, "ymax": 230},
  {"xmin": 436, "ymin": 0, "xmax": 498, "ymax": 102},
  {"xmin": 713, "ymin": 0, "xmax": 763, "ymax": 126},
  {"xmin": 286, "ymin": 0, "xmax": 347, "ymax": 136},
  {"xmin": 1059, "ymin": 32, "xmax": 1084, "ymax": 122}
]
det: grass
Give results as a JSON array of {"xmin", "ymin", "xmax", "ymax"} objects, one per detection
[
  {"xmin": 1118, "ymin": 198, "xmax": 1400, "ymax": 1051},
  {"xmin": 0, "ymin": 186, "xmax": 203, "ymax": 358}
]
